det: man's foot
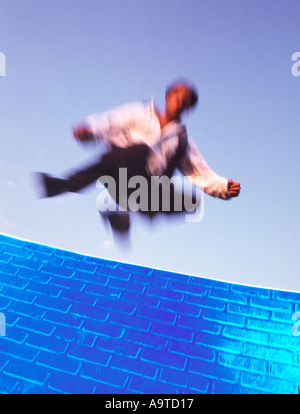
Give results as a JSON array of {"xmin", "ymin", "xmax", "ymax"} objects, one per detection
[
  {"xmin": 37, "ymin": 173, "xmax": 69, "ymax": 198},
  {"xmin": 107, "ymin": 212, "xmax": 130, "ymax": 233}
]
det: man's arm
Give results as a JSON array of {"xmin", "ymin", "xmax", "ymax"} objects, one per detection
[
  {"xmin": 72, "ymin": 101, "xmax": 148, "ymax": 147},
  {"xmin": 178, "ymin": 140, "xmax": 241, "ymax": 199}
]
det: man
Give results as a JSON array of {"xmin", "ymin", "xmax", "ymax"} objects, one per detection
[{"xmin": 38, "ymin": 80, "xmax": 240, "ymax": 233}]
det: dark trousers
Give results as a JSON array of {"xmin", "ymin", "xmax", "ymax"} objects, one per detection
[{"xmin": 65, "ymin": 144, "xmax": 197, "ymax": 216}]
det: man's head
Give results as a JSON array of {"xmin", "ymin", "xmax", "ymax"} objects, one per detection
[{"xmin": 165, "ymin": 80, "xmax": 198, "ymax": 121}]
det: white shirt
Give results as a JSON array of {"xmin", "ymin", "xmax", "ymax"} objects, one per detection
[{"xmin": 82, "ymin": 99, "xmax": 230, "ymax": 199}]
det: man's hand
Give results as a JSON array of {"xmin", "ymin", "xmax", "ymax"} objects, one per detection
[
  {"xmin": 227, "ymin": 180, "xmax": 241, "ymax": 197},
  {"xmin": 73, "ymin": 123, "xmax": 94, "ymax": 142}
]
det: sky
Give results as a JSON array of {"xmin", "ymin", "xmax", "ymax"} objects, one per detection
[{"xmin": 0, "ymin": 0, "xmax": 299, "ymax": 292}]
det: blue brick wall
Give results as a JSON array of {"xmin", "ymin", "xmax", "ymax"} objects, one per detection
[{"xmin": 0, "ymin": 233, "xmax": 300, "ymax": 394}]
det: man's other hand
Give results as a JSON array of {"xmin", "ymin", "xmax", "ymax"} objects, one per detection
[
  {"xmin": 73, "ymin": 124, "xmax": 94, "ymax": 142},
  {"xmin": 227, "ymin": 180, "xmax": 241, "ymax": 197}
]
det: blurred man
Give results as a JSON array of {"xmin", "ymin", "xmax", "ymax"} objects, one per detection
[{"xmin": 38, "ymin": 80, "xmax": 240, "ymax": 233}]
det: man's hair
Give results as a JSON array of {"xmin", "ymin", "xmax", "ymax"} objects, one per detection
[{"xmin": 165, "ymin": 79, "xmax": 198, "ymax": 109}]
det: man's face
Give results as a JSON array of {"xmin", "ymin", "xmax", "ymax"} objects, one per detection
[{"xmin": 165, "ymin": 84, "xmax": 192, "ymax": 121}]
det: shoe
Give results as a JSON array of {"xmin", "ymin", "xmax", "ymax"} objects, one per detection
[
  {"xmin": 38, "ymin": 173, "xmax": 69, "ymax": 198},
  {"xmin": 107, "ymin": 212, "xmax": 130, "ymax": 233}
]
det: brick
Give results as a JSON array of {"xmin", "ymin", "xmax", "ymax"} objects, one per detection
[
  {"xmin": 108, "ymin": 312, "xmax": 151, "ymax": 332},
  {"xmin": 176, "ymin": 315, "xmax": 221, "ymax": 335},
  {"xmin": 208, "ymin": 289, "xmax": 247, "ymax": 305},
  {"xmin": 41, "ymin": 263, "xmax": 75, "ymax": 278},
  {"xmin": 141, "ymin": 347, "xmax": 187, "ymax": 370},
  {"xmin": 160, "ymin": 300, "xmax": 201, "ymax": 317},
  {"xmin": 118, "ymin": 263, "xmax": 152, "ymax": 275},
  {"xmin": 4, "ymin": 361, "xmax": 48, "ymax": 385},
  {"xmin": 110, "ymin": 355, "xmax": 158, "ymax": 379},
  {"xmin": 230, "ymin": 284, "xmax": 270, "ymax": 298},
  {"xmin": 26, "ymin": 281, "xmax": 61, "ymax": 298},
  {"xmin": 82, "ymin": 319, "xmax": 124, "ymax": 339},
  {"xmin": 190, "ymin": 276, "xmax": 229, "ymax": 291},
  {"xmin": 170, "ymin": 340, "xmax": 215, "ymax": 362},
  {"xmin": 53, "ymin": 250, "xmax": 83, "ymax": 261},
  {"xmin": 96, "ymin": 297, "xmax": 136, "ymax": 315},
  {"xmin": 94, "ymin": 383, "xmax": 131, "ymax": 394},
  {"xmin": 43, "ymin": 310, "xmax": 83, "ymax": 329},
  {"xmin": 48, "ymin": 372, "xmax": 96, "ymax": 394},
  {"xmin": 160, "ymin": 367, "xmax": 210, "ymax": 393},
  {"xmin": 34, "ymin": 296, "xmax": 71, "ymax": 313},
  {"xmin": 0, "ymin": 287, "xmax": 36, "ymax": 304},
  {"xmin": 218, "ymin": 352, "xmax": 268, "ymax": 374},
  {"xmin": 250, "ymin": 297, "xmax": 291, "ymax": 312},
  {"xmin": 36, "ymin": 353, "xmax": 81, "ymax": 374},
  {"xmin": 0, "ymin": 340, "xmax": 39, "ymax": 362},
  {"xmin": 137, "ymin": 304, "xmax": 176, "ymax": 324},
  {"xmin": 10, "ymin": 257, "xmax": 41, "ymax": 271},
  {"xmin": 26, "ymin": 333, "xmax": 68, "ymax": 354},
  {"xmin": 2, "ymin": 245, "xmax": 33, "ymax": 259},
  {"xmin": 185, "ymin": 294, "xmax": 226, "ymax": 311},
  {"xmin": 3, "ymin": 325, "xmax": 28, "ymax": 344},
  {"xmin": 0, "ymin": 263, "xmax": 18, "ymax": 276},
  {"xmin": 0, "ymin": 273, "xmax": 29, "ymax": 289},
  {"xmin": 127, "ymin": 376, "xmax": 183, "ymax": 394},
  {"xmin": 54, "ymin": 326, "xmax": 87, "ymax": 344},
  {"xmin": 80, "ymin": 363, "xmax": 128, "ymax": 387},
  {"xmin": 153, "ymin": 269, "xmax": 189, "ymax": 283},
  {"xmin": 123, "ymin": 328, "xmax": 168, "ymax": 350},
  {"xmin": 69, "ymin": 303, "xmax": 109, "ymax": 322},
  {"xmin": 0, "ymin": 355, "xmax": 8, "ymax": 370},
  {"xmin": 195, "ymin": 331, "xmax": 242, "ymax": 354},
  {"xmin": 151, "ymin": 322, "xmax": 193, "ymax": 342},
  {"xmin": 8, "ymin": 302, "xmax": 46, "ymax": 319},
  {"xmin": 73, "ymin": 271, "xmax": 108, "ymax": 285},
  {"xmin": 146, "ymin": 286, "xmax": 184, "ymax": 302},
  {"xmin": 31, "ymin": 252, "xmax": 64, "ymax": 266},
  {"xmin": 269, "ymin": 332, "xmax": 300, "ymax": 350},
  {"xmin": 24, "ymin": 242, "xmax": 55, "ymax": 255},
  {"xmin": 96, "ymin": 336, "xmax": 141, "ymax": 358},
  {"xmin": 130, "ymin": 273, "xmax": 168, "ymax": 288},
  {"xmin": 202, "ymin": 310, "xmax": 245, "ymax": 327},
  {"xmin": 247, "ymin": 318, "xmax": 292, "ymax": 335},
  {"xmin": 63, "ymin": 259, "xmax": 97, "ymax": 274},
  {"xmin": 49, "ymin": 276, "xmax": 85, "ymax": 291},
  {"xmin": 108, "ymin": 278, "xmax": 145, "ymax": 294},
  {"xmin": 83, "ymin": 257, "xmax": 119, "ymax": 268},
  {"xmin": 270, "ymin": 362, "xmax": 300, "ymax": 382},
  {"xmin": 68, "ymin": 344, "xmax": 111, "ymax": 366},
  {"xmin": 169, "ymin": 280, "xmax": 207, "ymax": 296},
  {"xmin": 82, "ymin": 282, "xmax": 120, "ymax": 299},
  {"xmin": 121, "ymin": 290, "xmax": 160, "ymax": 308},
  {"xmin": 0, "ymin": 296, "xmax": 10, "ymax": 310},
  {"xmin": 0, "ymin": 373, "xmax": 19, "ymax": 393},
  {"xmin": 212, "ymin": 380, "xmax": 262, "ymax": 394},
  {"xmin": 189, "ymin": 359, "xmax": 239, "ymax": 383},
  {"xmin": 60, "ymin": 289, "xmax": 98, "ymax": 306},
  {"xmin": 227, "ymin": 303, "xmax": 269, "ymax": 320},
  {"xmin": 17, "ymin": 268, "xmax": 52, "ymax": 284},
  {"xmin": 243, "ymin": 343, "xmax": 294, "ymax": 365},
  {"xmin": 240, "ymin": 372, "xmax": 295, "ymax": 394},
  {"xmin": 223, "ymin": 326, "xmax": 269, "ymax": 346},
  {"xmin": 16, "ymin": 316, "xmax": 55, "ymax": 336},
  {"xmin": 96, "ymin": 265, "xmax": 130, "ymax": 280},
  {"xmin": 273, "ymin": 290, "xmax": 300, "ymax": 302}
]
